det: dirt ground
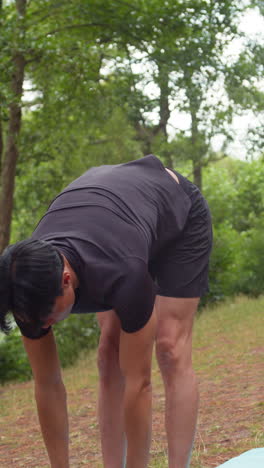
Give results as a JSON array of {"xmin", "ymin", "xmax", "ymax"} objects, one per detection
[{"xmin": 0, "ymin": 349, "xmax": 263, "ymax": 468}]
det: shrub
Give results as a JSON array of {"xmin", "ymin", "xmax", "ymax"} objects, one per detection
[
  {"xmin": 236, "ymin": 222, "xmax": 264, "ymax": 297},
  {"xmin": 203, "ymin": 222, "xmax": 245, "ymax": 306},
  {"xmin": 0, "ymin": 327, "xmax": 32, "ymax": 383},
  {"xmin": 0, "ymin": 314, "xmax": 100, "ymax": 385}
]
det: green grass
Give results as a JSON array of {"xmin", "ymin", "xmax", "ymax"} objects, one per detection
[{"xmin": 0, "ymin": 295, "xmax": 263, "ymax": 467}]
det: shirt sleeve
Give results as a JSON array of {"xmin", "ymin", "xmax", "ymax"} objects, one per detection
[
  {"xmin": 14, "ymin": 316, "xmax": 51, "ymax": 339},
  {"xmin": 103, "ymin": 257, "xmax": 157, "ymax": 333}
]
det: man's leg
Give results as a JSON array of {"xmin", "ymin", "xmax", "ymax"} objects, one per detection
[
  {"xmin": 97, "ymin": 310, "xmax": 126, "ymax": 468},
  {"xmin": 155, "ymin": 296, "xmax": 199, "ymax": 468}
]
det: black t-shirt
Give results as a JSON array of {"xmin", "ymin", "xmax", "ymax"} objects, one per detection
[{"xmin": 18, "ymin": 155, "xmax": 191, "ymax": 338}]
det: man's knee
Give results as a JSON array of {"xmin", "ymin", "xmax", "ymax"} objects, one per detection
[
  {"xmin": 155, "ymin": 296, "xmax": 199, "ymax": 380},
  {"xmin": 156, "ymin": 335, "xmax": 193, "ymax": 377}
]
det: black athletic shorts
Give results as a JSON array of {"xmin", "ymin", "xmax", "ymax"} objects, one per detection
[{"xmin": 148, "ymin": 170, "xmax": 213, "ymax": 298}]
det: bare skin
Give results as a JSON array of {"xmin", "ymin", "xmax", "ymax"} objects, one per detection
[
  {"xmin": 165, "ymin": 168, "xmax": 180, "ymax": 184},
  {"xmin": 23, "ymin": 329, "xmax": 70, "ymax": 468},
  {"xmin": 97, "ymin": 296, "xmax": 199, "ymax": 468},
  {"xmin": 97, "ymin": 311, "xmax": 126, "ymax": 467},
  {"xmin": 22, "ymin": 258, "xmax": 80, "ymax": 468},
  {"xmin": 97, "ymin": 309, "xmax": 156, "ymax": 468},
  {"xmin": 155, "ymin": 296, "xmax": 199, "ymax": 468}
]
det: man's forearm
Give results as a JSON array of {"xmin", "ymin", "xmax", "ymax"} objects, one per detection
[
  {"xmin": 35, "ymin": 380, "xmax": 69, "ymax": 468},
  {"xmin": 124, "ymin": 382, "xmax": 152, "ymax": 468}
]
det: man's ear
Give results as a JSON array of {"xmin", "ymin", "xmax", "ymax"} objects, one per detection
[{"xmin": 62, "ymin": 270, "xmax": 71, "ymax": 288}]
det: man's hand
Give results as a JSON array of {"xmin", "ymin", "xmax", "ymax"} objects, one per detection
[
  {"xmin": 23, "ymin": 329, "xmax": 70, "ymax": 468},
  {"xmin": 119, "ymin": 308, "xmax": 157, "ymax": 468}
]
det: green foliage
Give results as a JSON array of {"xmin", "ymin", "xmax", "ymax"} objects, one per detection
[
  {"xmin": 206, "ymin": 222, "xmax": 244, "ymax": 304},
  {"xmin": 54, "ymin": 313, "xmax": 100, "ymax": 368},
  {"xmin": 12, "ymin": 106, "xmax": 142, "ymax": 242},
  {"xmin": 1, "ymin": 0, "xmax": 264, "ymax": 383},
  {"xmin": 203, "ymin": 162, "xmax": 238, "ymax": 226},
  {"xmin": 231, "ymin": 160, "xmax": 264, "ymax": 232},
  {"xmin": 236, "ymin": 221, "xmax": 264, "ymax": 297},
  {"xmin": 0, "ymin": 314, "xmax": 100, "ymax": 384},
  {"xmin": 0, "ymin": 327, "xmax": 32, "ymax": 383},
  {"xmin": 203, "ymin": 158, "xmax": 264, "ymax": 305},
  {"xmin": 204, "ymin": 158, "xmax": 264, "ymax": 232}
]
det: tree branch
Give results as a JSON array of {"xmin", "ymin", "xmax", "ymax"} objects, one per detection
[
  {"xmin": 36, "ymin": 22, "xmax": 110, "ymax": 40},
  {"xmin": 28, "ymin": 1, "xmax": 68, "ymax": 26}
]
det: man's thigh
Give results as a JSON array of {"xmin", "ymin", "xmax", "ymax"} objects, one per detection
[
  {"xmin": 96, "ymin": 311, "xmax": 122, "ymax": 378},
  {"xmin": 97, "ymin": 310, "xmax": 121, "ymax": 345},
  {"xmin": 155, "ymin": 296, "xmax": 199, "ymax": 365}
]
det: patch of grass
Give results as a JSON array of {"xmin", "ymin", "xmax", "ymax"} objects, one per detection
[{"xmin": 0, "ymin": 295, "xmax": 263, "ymax": 467}]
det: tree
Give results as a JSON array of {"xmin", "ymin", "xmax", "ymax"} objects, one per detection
[
  {"xmin": 109, "ymin": 0, "xmax": 256, "ymax": 188},
  {"xmin": 0, "ymin": 0, "xmax": 142, "ymax": 251},
  {"xmin": 224, "ymin": 24, "xmax": 264, "ymax": 156},
  {"xmin": 1, "ymin": 0, "xmax": 263, "ymax": 252},
  {"xmin": 0, "ymin": 0, "xmax": 27, "ymax": 252}
]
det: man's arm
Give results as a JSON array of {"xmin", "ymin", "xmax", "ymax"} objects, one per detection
[
  {"xmin": 119, "ymin": 308, "xmax": 157, "ymax": 468},
  {"xmin": 22, "ymin": 329, "xmax": 69, "ymax": 468}
]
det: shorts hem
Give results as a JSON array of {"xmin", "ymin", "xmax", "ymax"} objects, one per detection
[{"xmin": 157, "ymin": 286, "xmax": 209, "ymax": 299}]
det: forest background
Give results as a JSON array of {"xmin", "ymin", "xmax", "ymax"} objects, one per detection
[{"xmin": 0, "ymin": 0, "xmax": 264, "ymax": 383}]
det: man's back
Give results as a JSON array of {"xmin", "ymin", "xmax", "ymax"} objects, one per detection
[{"xmin": 33, "ymin": 154, "xmax": 191, "ymax": 260}]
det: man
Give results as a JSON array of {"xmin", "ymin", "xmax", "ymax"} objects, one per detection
[{"xmin": 0, "ymin": 154, "xmax": 212, "ymax": 468}]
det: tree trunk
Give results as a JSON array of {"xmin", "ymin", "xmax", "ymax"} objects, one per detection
[
  {"xmin": 154, "ymin": 61, "xmax": 174, "ymax": 168},
  {"xmin": 184, "ymin": 69, "xmax": 203, "ymax": 190},
  {"xmin": 0, "ymin": 0, "xmax": 2, "ymax": 174},
  {"xmin": 0, "ymin": 0, "xmax": 26, "ymax": 253},
  {"xmin": 190, "ymin": 106, "xmax": 202, "ymax": 189},
  {"xmin": 134, "ymin": 122, "xmax": 153, "ymax": 155},
  {"xmin": 193, "ymin": 163, "xmax": 202, "ymax": 189},
  {"xmin": 0, "ymin": 114, "xmax": 3, "ymax": 175},
  {"xmin": 155, "ymin": 61, "xmax": 170, "ymax": 138}
]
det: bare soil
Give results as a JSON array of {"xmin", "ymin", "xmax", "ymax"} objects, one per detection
[
  {"xmin": 1, "ymin": 297, "xmax": 263, "ymax": 467},
  {"xmin": 0, "ymin": 351, "xmax": 263, "ymax": 468}
]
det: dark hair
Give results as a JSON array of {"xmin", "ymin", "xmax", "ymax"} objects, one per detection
[{"xmin": 0, "ymin": 239, "xmax": 64, "ymax": 334}]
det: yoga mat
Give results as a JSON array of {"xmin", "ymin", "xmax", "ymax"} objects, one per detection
[{"xmin": 216, "ymin": 448, "xmax": 264, "ymax": 467}]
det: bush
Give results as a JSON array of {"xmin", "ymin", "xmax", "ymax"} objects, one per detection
[
  {"xmin": 0, "ymin": 314, "xmax": 100, "ymax": 385},
  {"xmin": 204, "ymin": 222, "xmax": 245, "ymax": 306},
  {"xmin": 0, "ymin": 327, "xmax": 32, "ymax": 383},
  {"xmin": 54, "ymin": 313, "xmax": 100, "ymax": 368},
  {"xmin": 236, "ymin": 222, "xmax": 264, "ymax": 297}
]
